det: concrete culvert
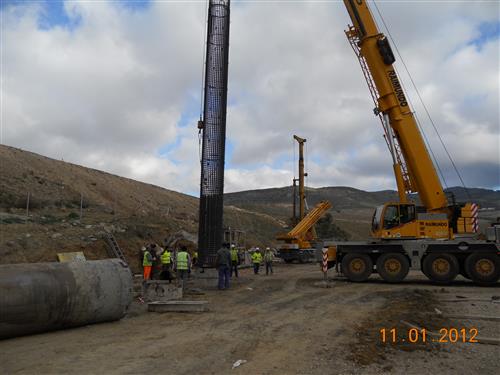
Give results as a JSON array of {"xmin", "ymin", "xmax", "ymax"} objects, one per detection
[{"xmin": 0, "ymin": 259, "xmax": 132, "ymax": 340}]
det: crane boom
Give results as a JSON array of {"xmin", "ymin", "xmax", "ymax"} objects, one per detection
[
  {"xmin": 343, "ymin": 0, "xmax": 447, "ymax": 212},
  {"xmin": 279, "ymin": 201, "xmax": 332, "ymax": 240}
]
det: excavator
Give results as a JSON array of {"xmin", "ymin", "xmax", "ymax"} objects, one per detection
[
  {"xmin": 319, "ymin": 0, "xmax": 500, "ymax": 284},
  {"xmin": 277, "ymin": 135, "xmax": 332, "ymax": 263}
]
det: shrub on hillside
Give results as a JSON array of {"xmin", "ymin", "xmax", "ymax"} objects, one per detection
[{"xmin": 316, "ymin": 213, "xmax": 350, "ymax": 241}]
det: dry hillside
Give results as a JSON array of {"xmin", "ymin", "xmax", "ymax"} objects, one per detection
[{"xmin": 0, "ymin": 145, "xmax": 284, "ymax": 272}]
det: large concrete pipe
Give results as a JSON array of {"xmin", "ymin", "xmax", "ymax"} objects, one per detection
[{"xmin": 0, "ymin": 259, "xmax": 132, "ymax": 340}]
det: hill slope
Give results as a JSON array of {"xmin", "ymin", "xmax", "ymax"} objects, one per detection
[{"xmin": 0, "ymin": 145, "xmax": 284, "ymax": 271}]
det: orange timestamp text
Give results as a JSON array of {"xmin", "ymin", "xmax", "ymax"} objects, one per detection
[{"xmin": 380, "ymin": 327, "xmax": 479, "ymax": 344}]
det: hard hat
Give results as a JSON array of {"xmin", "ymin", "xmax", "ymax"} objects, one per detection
[
  {"xmin": 231, "ymin": 244, "xmax": 235, "ymax": 248},
  {"xmin": 141, "ymin": 247, "xmax": 146, "ymax": 251},
  {"xmin": 266, "ymin": 247, "xmax": 270, "ymax": 250}
]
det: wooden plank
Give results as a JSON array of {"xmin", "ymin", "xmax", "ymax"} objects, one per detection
[
  {"xmin": 57, "ymin": 252, "xmax": 86, "ymax": 262},
  {"xmin": 148, "ymin": 300, "xmax": 208, "ymax": 313}
]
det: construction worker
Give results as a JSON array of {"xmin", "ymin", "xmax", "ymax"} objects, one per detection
[
  {"xmin": 230, "ymin": 244, "xmax": 239, "ymax": 278},
  {"xmin": 149, "ymin": 243, "xmax": 160, "ymax": 279},
  {"xmin": 264, "ymin": 247, "xmax": 274, "ymax": 275},
  {"xmin": 160, "ymin": 248, "xmax": 172, "ymax": 283},
  {"xmin": 176, "ymin": 246, "xmax": 191, "ymax": 289},
  {"xmin": 252, "ymin": 248, "xmax": 263, "ymax": 275},
  {"xmin": 216, "ymin": 242, "xmax": 232, "ymax": 290},
  {"xmin": 192, "ymin": 250, "xmax": 198, "ymax": 267},
  {"xmin": 142, "ymin": 247, "xmax": 153, "ymax": 281},
  {"xmin": 138, "ymin": 244, "xmax": 147, "ymax": 270}
]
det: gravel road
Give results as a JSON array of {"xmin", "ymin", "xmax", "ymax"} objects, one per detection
[{"xmin": 1, "ymin": 264, "xmax": 498, "ymax": 374}]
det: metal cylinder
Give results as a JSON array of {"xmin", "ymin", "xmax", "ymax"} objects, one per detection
[{"xmin": 0, "ymin": 259, "xmax": 132, "ymax": 340}]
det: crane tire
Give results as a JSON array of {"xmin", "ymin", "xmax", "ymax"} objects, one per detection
[
  {"xmin": 465, "ymin": 253, "xmax": 500, "ymax": 285},
  {"xmin": 376, "ymin": 253, "xmax": 410, "ymax": 283},
  {"xmin": 422, "ymin": 253, "xmax": 459, "ymax": 284},
  {"xmin": 341, "ymin": 253, "xmax": 373, "ymax": 282}
]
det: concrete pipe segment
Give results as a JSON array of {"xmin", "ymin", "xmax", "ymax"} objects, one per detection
[{"xmin": 0, "ymin": 259, "xmax": 132, "ymax": 340}]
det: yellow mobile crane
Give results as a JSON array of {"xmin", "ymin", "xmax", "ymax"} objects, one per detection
[{"xmin": 320, "ymin": 0, "xmax": 500, "ymax": 284}]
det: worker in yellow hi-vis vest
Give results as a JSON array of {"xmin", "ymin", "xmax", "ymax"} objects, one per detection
[
  {"xmin": 160, "ymin": 248, "xmax": 172, "ymax": 283},
  {"xmin": 264, "ymin": 247, "xmax": 274, "ymax": 275},
  {"xmin": 251, "ymin": 248, "xmax": 263, "ymax": 275},
  {"xmin": 176, "ymin": 246, "xmax": 191, "ymax": 288},
  {"xmin": 230, "ymin": 244, "xmax": 239, "ymax": 278}
]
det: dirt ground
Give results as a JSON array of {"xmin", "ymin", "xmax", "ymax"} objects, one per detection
[{"xmin": 1, "ymin": 264, "xmax": 499, "ymax": 374}]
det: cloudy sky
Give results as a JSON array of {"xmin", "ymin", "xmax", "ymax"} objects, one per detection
[{"xmin": 1, "ymin": 0, "xmax": 499, "ymax": 196}]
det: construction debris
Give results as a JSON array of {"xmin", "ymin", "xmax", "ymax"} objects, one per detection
[
  {"xmin": 142, "ymin": 280, "xmax": 183, "ymax": 302},
  {"xmin": 232, "ymin": 359, "xmax": 247, "ymax": 369}
]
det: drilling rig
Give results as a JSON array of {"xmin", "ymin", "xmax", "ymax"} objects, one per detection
[{"xmin": 277, "ymin": 135, "xmax": 331, "ymax": 263}]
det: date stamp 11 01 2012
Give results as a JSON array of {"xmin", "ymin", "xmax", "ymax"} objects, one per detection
[{"xmin": 380, "ymin": 327, "xmax": 479, "ymax": 344}]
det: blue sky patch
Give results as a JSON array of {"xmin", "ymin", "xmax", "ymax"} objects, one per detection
[
  {"xmin": 469, "ymin": 20, "xmax": 500, "ymax": 50},
  {"xmin": 1, "ymin": 0, "xmax": 152, "ymax": 31},
  {"xmin": 37, "ymin": 0, "xmax": 81, "ymax": 31},
  {"xmin": 116, "ymin": 0, "xmax": 151, "ymax": 12},
  {"xmin": 0, "ymin": 0, "xmax": 82, "ymax": 31}
]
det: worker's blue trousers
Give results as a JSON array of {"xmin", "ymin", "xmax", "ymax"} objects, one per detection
[{"xmin": 218, "ymin": 266, "xmax": 230, "ymax": 290}]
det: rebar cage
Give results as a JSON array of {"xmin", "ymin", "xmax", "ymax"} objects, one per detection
[{"xmin": 198, "ymin": 0, "xmax": 231, "ymax": 267}]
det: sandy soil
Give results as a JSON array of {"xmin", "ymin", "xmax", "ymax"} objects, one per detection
[{"xmin": 1, "ymin": 264, "xmax": 499, "ymax": 374}]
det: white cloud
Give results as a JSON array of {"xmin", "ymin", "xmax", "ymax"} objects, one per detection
[
  {"xmin": 225, "ymin": 166, "xmax": 292, "ymax": 193},
  {"xmin": 1, "ymin": 0, "xmax": 498, "ymax": 197}
]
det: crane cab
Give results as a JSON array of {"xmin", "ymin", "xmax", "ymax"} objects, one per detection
[{"xmin": 371, "ymin": 203, "xmax": 451, "ymax": 240}]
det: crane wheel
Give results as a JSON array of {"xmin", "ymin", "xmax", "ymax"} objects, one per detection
[
  {"xmin": 376, "ymin": 253, "xmax": 409, "ymax": 283},
  {"xmin": 465, "ymin": 253, "xmax": 500, "ymax": 285},
  {"xmin": 422, "ymin": 253, "xmax": 459, "ymax": 284},
  {"xmin": 341, "ymin": 253, "xmax": 373, "ymax": 282}
]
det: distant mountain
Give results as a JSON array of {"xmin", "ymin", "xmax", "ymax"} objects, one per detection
[
  {"xmin": 444, "ymin": 187, "xmax": 500, "ymax": 209},
  {"xmin": 225, "ymin": 186, "xmax": 394, "ymax": 220},
  {"xmin": 224, "ymin": 185, "xmax": 500, "ymax": 240},
  {"xmin": 225, "ymin": 185, "xmax": 500, "ymax": 214}
]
